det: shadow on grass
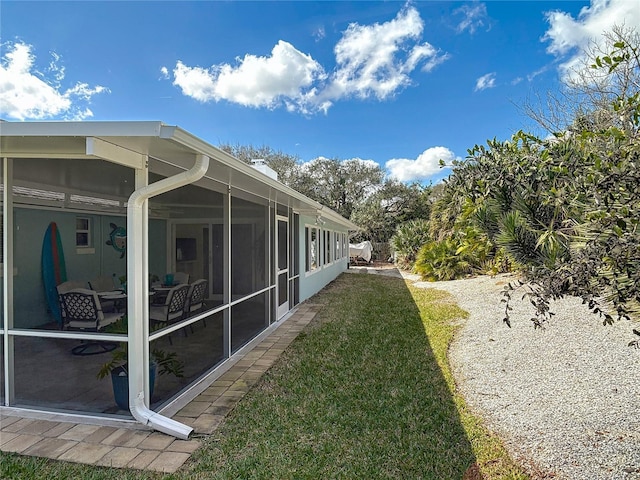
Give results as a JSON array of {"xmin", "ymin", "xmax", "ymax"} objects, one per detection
[
  {"xmin": 0, "ymin": 271, "xmax": 523, "ymax": 480},
  {"xmin": 191, "ymin": 272, "xmax": 482, "ymax": 479}
]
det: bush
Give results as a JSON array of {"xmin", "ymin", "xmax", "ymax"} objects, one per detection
[
  {"xmin": 390, "ymin": 219, "xmax": 431, "ymax": 269},
  {"xmin": 415, "ymin": 238, "xmax": 472, "ymax": 281}
]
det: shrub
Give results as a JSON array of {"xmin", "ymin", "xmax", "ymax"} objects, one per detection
[
  {"xmin": 390, "ymin": 219, "xmax": 431, "ymax": 269},
  {"xmin": 415, "ymin": 238, "xmax": 472, "ymax": 281}
]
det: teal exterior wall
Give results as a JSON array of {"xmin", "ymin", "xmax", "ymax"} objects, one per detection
[{"xmin": 12, "ymin": 207, "xmax": 166, "ymax": 328}]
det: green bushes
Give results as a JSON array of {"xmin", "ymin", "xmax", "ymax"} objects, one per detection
[
  {"xmin": 415, "ymin": 238, "xmax": 471, "ymax": 281},
  {"xmin": 395, "ymin": 27, "xmax": 640, "ymax": 337},
  {"xmin": 411, "ymin": 27, "xmax": 640, "ymax": 334},
  {"xmin": 389, "ymin": 219, "xmax": 431, "ymax": 269}
]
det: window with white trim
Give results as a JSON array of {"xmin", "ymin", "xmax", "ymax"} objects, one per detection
[
  {"xmin": 75, "ymin": 216, "xmax": 92, "ymax": 247},
  {"xmin": 324, "ymin": 230, "xmax": 331, "ymax": 264},
  {"xmin": 305, "ymin": 226, "xmax": 319, "ymax": 272}
]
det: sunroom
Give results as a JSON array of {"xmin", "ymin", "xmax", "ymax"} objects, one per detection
[{"xmin": 0, "ymin": 121, "xmax": 357, "ymax": 438}]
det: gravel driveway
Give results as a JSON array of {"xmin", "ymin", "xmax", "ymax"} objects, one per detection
[{"xmin": 413, "ymin": 274, "xmax": 640, "ymax": 480}]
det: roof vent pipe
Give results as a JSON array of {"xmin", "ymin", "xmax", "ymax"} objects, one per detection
[{"xmin": 126, "ymin": 153, "xmax": 209, "ymax": 439}]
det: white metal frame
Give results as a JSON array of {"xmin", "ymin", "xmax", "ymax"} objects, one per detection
[
  {"xmin": 0, "ymin": 121, "xmax": 359, "ymax": 438},
  {"xmin": 276, "ymin": 214, "xmax": 289, "ymax": 319}
]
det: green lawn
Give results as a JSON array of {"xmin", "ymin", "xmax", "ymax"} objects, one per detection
[{"xmin": 1, "ymin": 273, "xmax": 528, "ymax": 479}]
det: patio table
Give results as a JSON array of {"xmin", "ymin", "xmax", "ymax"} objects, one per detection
[{"xmin": 98, "ymin": 291, "xmax": 156, "ymax": 312}]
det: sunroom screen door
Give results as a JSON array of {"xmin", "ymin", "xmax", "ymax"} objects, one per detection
[{"xmin": 276, "ymin": 216, "xmax": 289, "ymax": 319}]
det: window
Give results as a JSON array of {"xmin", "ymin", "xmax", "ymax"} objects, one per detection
[
  {"xmin": 75, "ymin": 217, "xmax": 91, "ymax": 247},
  {"xmin": 305, "ymin": 226, "xmax": 319, "ymax": 272},
  {"xmin": 335, "ymin": 232, "xmax": 340, "ymax": 259},
  {"xmin": 325, "ymin": 230, "xmax": 331, "ymax": 264}
]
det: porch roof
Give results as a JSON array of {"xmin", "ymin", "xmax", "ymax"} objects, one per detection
[{"xmin": 0, "ymin": 121, "xmax": 359, "ymax": 230}]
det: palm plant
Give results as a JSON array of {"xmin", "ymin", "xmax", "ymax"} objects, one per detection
[
  {"xmin": 389, "ymin": 219, "xmax": 431, "ymax": 269},
  {"xmin": 97, "ymin": 317, "xmax": 184, "ymax": 380},
  {"xmin": 415, "ymin": 238, "xmax": 472, "ymax": 281}
]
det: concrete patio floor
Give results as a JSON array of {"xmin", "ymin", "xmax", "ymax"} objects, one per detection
[{"xmin": 0, "ymin": 302, "xmax": 321, "ymax": 473}]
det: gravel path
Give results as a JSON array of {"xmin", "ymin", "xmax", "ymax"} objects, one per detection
[{"xmin": 411, "ymin": 274, "xmax": 640, "ymax": 480}]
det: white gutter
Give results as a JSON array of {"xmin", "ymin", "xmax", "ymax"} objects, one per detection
[{"xmin": 126, "ymin": 153, "xmax": 209, "ymax": 439}]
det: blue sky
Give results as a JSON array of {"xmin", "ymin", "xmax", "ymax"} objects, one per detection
[{"xmin": 2, "ymin": 1, "xmax": 639, "ymax": 184}]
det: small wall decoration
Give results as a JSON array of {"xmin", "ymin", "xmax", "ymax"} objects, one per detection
[{"xmin": 106, "ymin": 222, "xmax": 127, "ymax": 258}]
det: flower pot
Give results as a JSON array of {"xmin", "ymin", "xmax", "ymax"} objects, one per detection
[{"xmin": 111, "ymin": 363, "xmax": 157, "ymax": 411}]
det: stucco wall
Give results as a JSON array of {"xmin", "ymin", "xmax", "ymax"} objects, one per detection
[{"xmin": 297, "ymin": 214, "xmax": 349, "ymax": 303}]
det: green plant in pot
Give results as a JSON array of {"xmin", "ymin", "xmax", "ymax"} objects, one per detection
[{"xmin": 97, "ymin": 317, "xmax": 184, "ymax": 410}]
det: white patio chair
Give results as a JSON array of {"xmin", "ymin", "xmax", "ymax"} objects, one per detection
[
  {"xmin": 89, "ymin": 275, "xmax": 120, "ymax": 312},
  {"xmin": 89, "ymin": 275, "xmax": 118, "ymax": 292},
  {"xmin": 184, "ymin": 279, "xmax": 208, "ymax": 331},
  {"xmin": 57, "ymin": 280, "xmax": 87, "ymax": 295},
  {"xmin": 149, "ymin": 284, "xmax": 190, "ymax": 344},
  {"xmin": 59, "ymin": 288, "xmax": 121, "ymax": 355}
]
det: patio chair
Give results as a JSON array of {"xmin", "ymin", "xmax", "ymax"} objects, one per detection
[
  {"xmin": 57, "ymin": 280, "xmax": 87, "ymax": 295},
  {"xmin": 173, "ymin": 272, "xmax": 190, "ymax": 285},
  {"xmin": 184, "ymin": 279, "xmax": 208, "ymax": 331},
  {"xmin": 89, "ymin": 275, "xmax": 118, "ymax": 292},
  {"xmin": 149, "ymin": 284, "xmax": 190, "ymax": 344},
  {"xmin": 56, "ymin": 281, "xmax": 87, "ymax": 327},
  {"xmin": 59, "ymin": 288, "xmax": 121, "ymax": 355},
  {"xmin": 89, "ymin": 275, "xmax": 120, "ymax": 312}
]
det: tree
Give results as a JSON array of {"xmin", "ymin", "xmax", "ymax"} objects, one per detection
[
  {"xmin": 443, "ymin": 27, "xmax": 640, "ymax": 333},
  {"xmin": 293, "ymin": 157, "xmax": 385, "ymax": 219},
  {"xmin": 350, "ymin": 180, "xmax": 432, "ymax": 243},
  {"xmin": 524, "ymin": 24, "xmax": 640, "ymax": 137},
  {"xmin": 218, "ymin": 143, "xmax": 302, "ymax": 187}
]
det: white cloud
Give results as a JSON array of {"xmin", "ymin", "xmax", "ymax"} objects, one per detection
[
  {"xmin": 526, "ymin": 65, "xmax": 550, "ymax": 82},
  {"xmin": 300, "ymin": 156, "xmax": 380, "ymax": 171},
  {"xmin": 0, "ymin": 41, "xmax": 108, "ymax": 121},
  {"xmin": 167, "ymin": 4, "xmax": 448, "ymax": 114},
  {"xmin": 542, "ymin": 0, "xmax": 640, "ymax": 80},
  {"xmin": 343, "ymin": 157, "xmax": 380, "ymax": 170},
  {"xmin": 386, "ymin": 146, "xmax": 457, "ymax": 182},
  {"xmin": 314, "ymin": 26, "xmax": 326, "ymax": 42},
  {"xmin": 159, "ymin": 66, "xmax": 169, "ymax": 80},
  {"xmin": 321, "ymin": 5, "xmax": 447, "ymax": 104},
  {"xmin": 454, "ymin": 3, "xmax": 490, "ymax": 34},
  {"xmin": 474, "ymin": 72, "xmax": 496, "ymax": 91},
  {"xmin": 170, "ymin": 40, "xmax": 325, "ymax": 110}
]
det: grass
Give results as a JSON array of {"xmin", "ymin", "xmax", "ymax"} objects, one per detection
[{"xmin": 1, "ymin": 273, "xmax": 528, "ymax": 479}]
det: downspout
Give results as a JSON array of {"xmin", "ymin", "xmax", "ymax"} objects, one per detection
[{"xmin": 127, "ymin": 153, "xmax": 209, "ymax": 439}]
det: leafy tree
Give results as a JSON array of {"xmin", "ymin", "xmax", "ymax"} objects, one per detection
[
  {"xmin": 351, "ymin": 181, "xmax": 432, "ymax": 243},
  {"xmin": 524, "ymin": 24, "xmax": 640, "ymax": 136},
  {"xmin": 294, "ymin": 157, "xmax": 385, "ymax": 219},
  {"xmin": 220, "ymin": 144, "xmax": 388, "ymax": 221},
  {"xmin": 438, "ymin": 27, "xmax": 640, "ymax": 335},
  {"xmin": 218, "ymin": 143, "xmax": 302, "ymax": 187}
]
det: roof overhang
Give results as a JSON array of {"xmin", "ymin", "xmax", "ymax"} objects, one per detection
[{"xmin": 0, "ymin": 121, "xmax": 359, "ymax": 230}]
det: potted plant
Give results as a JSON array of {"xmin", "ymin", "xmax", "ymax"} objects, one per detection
[{"xmin": 97, "ymin": 317, "xmax": 184, "ymax": 410}]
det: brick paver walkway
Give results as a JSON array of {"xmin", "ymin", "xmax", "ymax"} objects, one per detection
[{"xmin": 0, "ymin": 302, "xmax": 320, "ymax": 473}]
